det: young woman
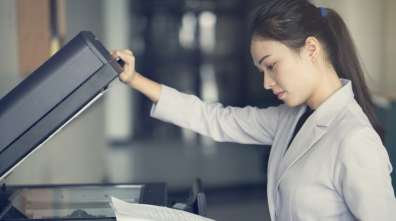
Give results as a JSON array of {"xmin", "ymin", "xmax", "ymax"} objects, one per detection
[{"xmin": 113, "ymin": 0, "xmax": 396, "ymax": 220}]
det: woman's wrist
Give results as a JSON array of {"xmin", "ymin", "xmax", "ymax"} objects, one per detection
[
  {"xmin": 127, "ymin": 72, "xmax": 140, "ymax": 88},
  {"xmin": 126, "ymin": 72, "xmax": 161, "ymax": 103}
]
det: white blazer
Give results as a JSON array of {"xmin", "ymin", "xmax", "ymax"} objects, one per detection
[{"xmin": 150, "ymin": 79, "xmax": 396, "ymax": 221}]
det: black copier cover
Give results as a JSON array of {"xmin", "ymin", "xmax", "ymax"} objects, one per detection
[{"xmin": 0, "ymin": 31, "xmax": 123, "ymax": 180}]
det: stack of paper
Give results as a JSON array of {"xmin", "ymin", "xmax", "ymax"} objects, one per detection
[{"xmin": 110, "ymin": 197, "xmax": 216, "ymax": 221}]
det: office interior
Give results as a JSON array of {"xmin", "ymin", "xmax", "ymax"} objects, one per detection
[{"xmin": 0, "ymin": 0, "xmax": 395, "ymax": 220}]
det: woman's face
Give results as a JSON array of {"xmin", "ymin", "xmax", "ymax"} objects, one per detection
[{"xmin": 250, "ymin": 37, "xmax": 319, "ymax": 107}]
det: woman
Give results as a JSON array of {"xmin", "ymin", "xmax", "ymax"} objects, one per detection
[{"xmin": 113, "ymin": 0, "xmax": 396, "ymax": 220}]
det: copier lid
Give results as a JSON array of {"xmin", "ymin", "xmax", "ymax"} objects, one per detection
[{"xmin": 0, "ymin": 31, "xmax": 123, "ymax": 181}]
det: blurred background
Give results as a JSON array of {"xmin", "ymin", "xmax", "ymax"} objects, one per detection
[{"xmin": 0, "ymin": 0, "xmax": 395, "ymax": 220}]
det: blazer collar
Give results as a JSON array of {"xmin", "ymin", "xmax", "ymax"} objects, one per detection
[
  {"xmin": 274, "ymin": 79, "xmax": 355, "ymax": 190},
  {"xmin": 311, "ymin": 78, "xmax": 355, "ymax": 127}
]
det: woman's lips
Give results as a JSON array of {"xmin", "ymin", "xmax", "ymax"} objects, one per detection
[{"xmin": 276, "ymin": 91, "xmax": 286, "ymax": 99}]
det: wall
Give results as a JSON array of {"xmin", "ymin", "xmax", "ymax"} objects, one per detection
[
  {"xmin": 384, "ymin": 0, "xmax": 396, "ymax": 99},
  {"xmin": 0, "ymin": 0, "xmax": 20, "ymax": 96}
]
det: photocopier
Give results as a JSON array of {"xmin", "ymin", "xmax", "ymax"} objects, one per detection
[{"xmin": 0, "ymin": 31, "xmax": 167, "ymax": 220}]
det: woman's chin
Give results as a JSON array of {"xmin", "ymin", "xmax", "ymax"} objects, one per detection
[{"xmin": 284, "ymin": 98, "xmax": 303, "ymax": 107}]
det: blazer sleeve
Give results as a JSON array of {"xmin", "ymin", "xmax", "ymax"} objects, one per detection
[
  {"xmin": 334, "ymin": 127, "xmax": 396, "ymax": 220},
  {"xmin": 150, "ymin": 85, "xmax": 281, "ymax": 145}
]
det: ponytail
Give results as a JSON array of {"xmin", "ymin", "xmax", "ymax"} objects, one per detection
[{"xmin": 322, "ymin": 8, "xmax": 384, "ymax": 141}]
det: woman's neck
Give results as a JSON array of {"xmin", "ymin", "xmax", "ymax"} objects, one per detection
[{"xmin": 306, "ymin": 67, "xmax": 342, "ymax": 110}]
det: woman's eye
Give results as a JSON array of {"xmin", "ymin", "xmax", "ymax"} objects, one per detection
[{"xmin": 267, "ymin": 63, "xmax": 277, "ymax": 71}]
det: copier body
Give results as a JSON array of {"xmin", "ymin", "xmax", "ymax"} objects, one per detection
[{"xmin": 0, "ymin": 31, "xmax": 123, "ymax": 180}]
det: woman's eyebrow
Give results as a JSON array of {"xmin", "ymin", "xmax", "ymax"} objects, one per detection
[{"xmin": 258, "ymin": 55, "xmax": 271, "ymax": 65}]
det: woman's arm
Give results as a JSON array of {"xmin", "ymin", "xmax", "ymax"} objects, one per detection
[
  {"xmin": 112, "ymin": 49, "xmax": 280, "ymax": 145},
  {"xmin": 150, "ymin": 84, "xmax": 280, "ymax": 145},
  {"xmin": 112, "ymin": 49, "xmax": 161, "ymax": 103},
  {"xmin": 128, "ymin": 72, "xmax": 161, "ymax": 103}
]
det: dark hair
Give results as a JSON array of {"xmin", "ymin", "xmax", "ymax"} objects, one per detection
[{"xmin": 249, "ymin": 0, "xmax": 384, "ymax": 141}]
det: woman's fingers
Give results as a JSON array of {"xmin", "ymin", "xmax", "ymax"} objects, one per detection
[
  {"xmin": 110, "ymin": 49, "xmax": 133, "ymax": 60},
  {"xmin": 113, "ymin": 50, "xmax": 133, "ymax": 62},
  {"xmin": 122, "ymin": 49, "xmax": 133, "ymax": 56},
  {"xmin": 112, "ymin": 49, "xmax": 136, "ymax": 84}
]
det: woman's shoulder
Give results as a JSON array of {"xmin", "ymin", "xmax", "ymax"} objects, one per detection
[
  {"xmin": 333, "ymin": 102, "xmax": 390, "ymax": 169},
  {"xmin": 331, "ymin": 99, "xmax": 372, "ymax": 130}
]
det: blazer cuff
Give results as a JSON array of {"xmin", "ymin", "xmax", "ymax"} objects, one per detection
[{"xmin": 150, "ymin": 84, "xmax": 178, "ymax": 121}]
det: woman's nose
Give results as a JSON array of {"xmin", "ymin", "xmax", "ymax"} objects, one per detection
[{"xmin": 263, "ymin": 73, "xmax": 276, "ymax": 90}]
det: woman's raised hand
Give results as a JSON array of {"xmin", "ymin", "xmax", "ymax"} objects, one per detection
[
  {"xmin": 111, "ymin": 49, "xmax": 161, "ymax": 103},
  {"xmin": 111, "ymin": 49, "xmax": 137, "ymax": 85}
]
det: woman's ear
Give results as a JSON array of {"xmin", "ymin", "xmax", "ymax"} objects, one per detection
[{"xmin": 303, "ymin": 36, "xmax": 321, "ymax": 62}]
